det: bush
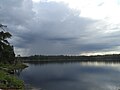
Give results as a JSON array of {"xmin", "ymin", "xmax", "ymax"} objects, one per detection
[{"xmin": 0, "ymin": 70, "xmax": 24, "ymax": 89}]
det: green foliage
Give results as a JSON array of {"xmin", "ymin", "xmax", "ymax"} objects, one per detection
[
  {"xmin": 0, "ymin": 70, "xmax": 24, "ymax": 89},
  {"xmin": 0, "ymin": 25, "xmax": 15, "ymax": 64}
]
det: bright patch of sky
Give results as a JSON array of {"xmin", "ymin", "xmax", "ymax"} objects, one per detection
[{"xmin": 33, "ymin": 0, "xmax": 120, "ymax": 21}]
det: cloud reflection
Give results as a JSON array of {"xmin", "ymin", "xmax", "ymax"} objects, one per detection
[
  {"xmin": 80, "ymin": 62, "xmax": 120, "ymax": 67},
  {"xmin": 20, "ymin": 62, "xmax": 120, "ymax": 90}
]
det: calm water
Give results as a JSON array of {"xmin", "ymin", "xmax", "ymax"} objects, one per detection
[{"xmin": 20, "ymin": 62, "xmax": 120, "ymax": 90}]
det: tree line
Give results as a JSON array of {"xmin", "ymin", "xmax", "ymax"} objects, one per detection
[{"xmin": 21, "ymin": 54, "xmax": 120, "ymax": 62}]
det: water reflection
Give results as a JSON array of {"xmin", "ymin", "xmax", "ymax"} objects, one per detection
[
  {"xmin": 20, "ymin": 61, "xmax": 120, "ymax": 90},
  {"xmin": 80, "ymin": 61, "xmax": 120, "ymax": 67}
]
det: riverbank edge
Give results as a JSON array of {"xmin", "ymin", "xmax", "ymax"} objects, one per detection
[{"xmin": 0, "ymin": 63, "xmax": 28, "ymax": 90}]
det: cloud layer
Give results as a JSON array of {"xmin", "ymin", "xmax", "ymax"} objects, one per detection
[{"xmin": 0, "ymin": 0, "xmax": 120, "ymax": 56}]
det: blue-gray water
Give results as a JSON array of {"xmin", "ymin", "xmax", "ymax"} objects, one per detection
[{"xmin": 20, "ymin": 62, "xmax": 120, "ymax": 90}]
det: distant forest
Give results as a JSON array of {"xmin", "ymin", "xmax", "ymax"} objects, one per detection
[{"xmin": 20, "ymin": 54, "xmax": 120, "ymax": 62}]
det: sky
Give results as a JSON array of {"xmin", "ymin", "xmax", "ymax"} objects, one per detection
[{"xmin": 0, "ymin": 0, "xmax": 120, "ymax": 56}]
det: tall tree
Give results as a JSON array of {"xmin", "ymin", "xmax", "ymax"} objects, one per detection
[{"xmin": 0, "ymin": 24, "xmax": 15, "ymax": 64}]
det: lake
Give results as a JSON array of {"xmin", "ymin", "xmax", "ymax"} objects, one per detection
[{"xmin": 20, "ymin": 61, "xmax": 120, "ymax": 90}]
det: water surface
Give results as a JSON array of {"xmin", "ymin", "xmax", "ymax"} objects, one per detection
[{"xmin": 20, "ymin": 62, "xmax": 120, "ymax": 90}]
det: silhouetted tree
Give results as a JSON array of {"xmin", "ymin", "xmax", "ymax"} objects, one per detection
[{"xmin": 0, "ymin": 24, "xmax": 15, "ymax": 64}]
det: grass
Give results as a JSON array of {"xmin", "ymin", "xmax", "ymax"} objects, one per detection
[
  {"xmin": 0, "ymin": 70, "xmax": 24, "ymax": 89},
  {"xmin": 0, "ymin": 63, "xmax": 28, "ymax": 89},
  {"xmin": 0, "ymin": 63, "xmax": 28, "ymax": 70}
]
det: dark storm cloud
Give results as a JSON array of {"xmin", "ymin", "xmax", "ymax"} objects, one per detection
[
  {"xmin": 78, "ymin": 43, "xmax": 113, "ymax": 51},
  {"xmin": 0, "ymin": 0, "xmax": 119, "ymax": 55},
  {"xmin": 0, "ymin": 0, "xmax": 34, "ymax": 25}
]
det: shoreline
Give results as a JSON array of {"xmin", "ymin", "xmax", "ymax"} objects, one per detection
[{"xmin": 0, "ymin": 63, "xmax": 28, "ymax": 90}]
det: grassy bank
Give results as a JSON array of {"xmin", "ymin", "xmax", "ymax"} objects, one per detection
[{"xmin": 0, "ymin": 63, "xmax": 28, "ymax": 90}]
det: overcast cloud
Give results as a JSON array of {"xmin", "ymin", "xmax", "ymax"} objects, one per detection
[{"xmin": 0, "ymin": 0, "xmax": 120, "ymax": 56}]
